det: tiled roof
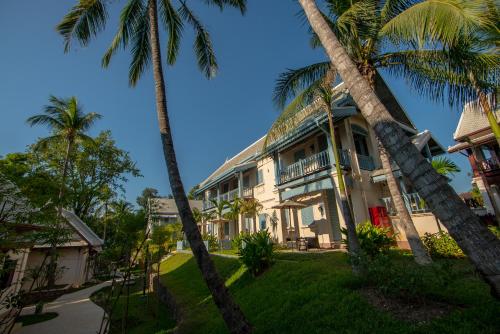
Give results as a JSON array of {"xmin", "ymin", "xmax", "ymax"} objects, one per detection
[
  {"xmin": 198, "ymin": 136, "xmax": 266, "ymax": 189},
  {"xmin": 453, "ymin": 98, "xmax": 500, "ymax": 140},
  {"xmin": 150, "ymin": 198, "xmax": 203, "ymax": 215}
]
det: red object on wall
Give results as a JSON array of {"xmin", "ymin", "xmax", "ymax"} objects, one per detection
[{"xmin": 369, "ymin": 206, "xmax": 391, "ymax": 228}]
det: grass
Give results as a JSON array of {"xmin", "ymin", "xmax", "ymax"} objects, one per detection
[
  {"xmin": 90, "ymin": 280, "xmax": 176, "ymax": 334},
  {"xmin": 160, "ymin": 252, "xmax": 500, "ymax": 334},
  {"xmin": 16, "ymin": 312, "xmax": 58, "ymax": 326},
  {"xmin": 212, "ymin": 248, "xmax": 239, "ymax": 256}
]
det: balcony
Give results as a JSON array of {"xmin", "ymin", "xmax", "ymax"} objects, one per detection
[
  {"xmin": 479, "ymin": 157, "xmax": 500, "ymax": 172},
  {"xmin": 202, "ymin": 188, "xmax": 242, "ymax": 210},
  {"xmin": 279, "ymin": 149, "xmax": 350, "ymax": 184},
  {"xmin": 242, "ymin": 187, "xmax": 253, "ymax": 198},
  {"xmin": 357, "ymin": 154, "xmax": 375, "ymax": 171},
  {"xmin": 381, "ymin": 192, "xmax": 430, "ymax": 215}
]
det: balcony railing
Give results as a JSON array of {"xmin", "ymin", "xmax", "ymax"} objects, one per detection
[
  {"xmin": 279, "ymin": 149, "xmax": 352, "ymax": 184},
  {"xmin": 479, "ymin": 157, "xmax": 500, "ymax": 172},
  {"xmin": 357, "ymin": 154, "xmax": 375, "ymax": 171},
  {"xmin": 381, "ymin": 192, "xmax": 430, "ymax": 215},
  {"xmin": 242, "ymin": 187, "xmax": 253, "ymax": 198},
  {"xmin": 203, "ymin": 188, "xmax": 241, "ymax": 210}
]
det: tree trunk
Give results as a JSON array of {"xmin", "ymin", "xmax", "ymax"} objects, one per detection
[
  {"xmin": 299, "ymin": 0, "xmax": 500, "ymax": 297},
  {"xmin": 378, "ymin": 143, "xmax": 432, "ymax": 265},
  {"xmin": 147, "ymin": 0, "xmax": 252, "ymax": 332},
  {"xmin": 48, "ymin": 138, "xmax": 73, "ymax": 288},
  {"xmin": 326, "ymin": 109, "xmax": 361, "ymax": 270}
]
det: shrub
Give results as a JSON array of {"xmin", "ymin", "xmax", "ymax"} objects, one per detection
[
  {"xmin": 422, "ymin": 231, "xmax": 464, "ymax": 259},
  {"xmin": 238, "ymin": 230, "xmax": 275, "ymax": 276},
  {"xmin": 341, "ymin": 222, "xmax": 395, "ymax": 258},
  {"xmin": 488, "ymin": 225, "xmax": 500, "ymax": 239},
  {"xmin": 232, "ymin": 231, "xmax": 250, "ymax": 250},
  {"xmin": 202, "ymin": 233, "xmax": 219, "ymax": 252}
]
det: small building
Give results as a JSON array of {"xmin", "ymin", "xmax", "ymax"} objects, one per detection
[
  {"xmin": 147, "ymin": 198, "xmax": 202, "ymax": 230},
  {"xmin": 21, "ymin": 209, "xmax": 104, "ymax": 290},
  {"xmin": 448, "ymin": 99, "xmax": 500, "ymax": 216}
]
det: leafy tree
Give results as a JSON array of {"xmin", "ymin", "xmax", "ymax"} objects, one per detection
[
  {"xmin": 136, "ymin": 187, "xmax": 159, "ymax": 210},
  {"xmin": 188, "ymin": 184, "xmax": 201, "ymax": 200},
  {"xmin": 57, "ymin": 1, "xmax": 250, "ymax": 328},
  {"xmin": 298, "ymin": 0, "xmax": 500, "ymax": 296},
  {"xmin": 27, "ymin": 95, "xmax": 101, "ymax": 287}
]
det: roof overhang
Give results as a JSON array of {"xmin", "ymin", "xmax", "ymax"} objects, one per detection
[{"xmin": 448, "ymin": 133, "xmax": 496, "ymax": 153}]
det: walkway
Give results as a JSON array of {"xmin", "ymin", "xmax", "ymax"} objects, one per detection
[{"xmin": 16, "ymin": 281, "xmax": 111, "ymax": 334}]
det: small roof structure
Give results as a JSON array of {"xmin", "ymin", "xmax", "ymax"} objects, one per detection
[
  {"xmin": 452, "ymin": 99, "xmax": 500, "ymax": 142},
  {"xmin": 61, "ymin": 209, "xmax": 104, "ymax": 248},
  {"xmin": 272, "ymin": 200, "xmax": 307, "ymax": 209},
  {"xmin": 149, "ymin": 198, "xmax": 203, "ymax": 215}
]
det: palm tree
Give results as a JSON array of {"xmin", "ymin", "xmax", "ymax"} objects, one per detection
[
  {"xmin": 57, "ymin": 1, "xmax": 251, "ymax": 330},
  {"xmin": 265, "ymin": 68, "xmax": 362, "ymax": 269},
  {"xmin": 240, "ymin": 198, "xmax": 263, "ymax": 232},
  {"xmin": 298, "ymin": 0, "xmax": 500, "ymax": 297},
  {"xmin": 224, "ymin": 197, "xmax": 242, "ymax": 235},
  {"xmin": 27, "ymin": 95, "xmax": 101, "ymax": 287}
]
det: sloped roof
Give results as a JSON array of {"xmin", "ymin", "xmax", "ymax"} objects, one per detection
[
  {"xmin": 150, "ymin": 198, "xmax": 203, "ymax": 215},
  {"xmin": 0, "ymin": 173, "xmax": 33, "ymax": 223},
  {"xmin": 453, "ymin": 99, "xmax": 500, "ymax": 141},
  {"xmin": 61, "ymin": 209, "xmax": 103, "ymax": 248},
  {"xmin": 198, "ymin": 136, "xmax": 266, "ymax": 189}
]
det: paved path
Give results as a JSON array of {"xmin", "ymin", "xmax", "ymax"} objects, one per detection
[{"xmin": 16, "ymin": 281, "xmax": 111, "ymax": 334}]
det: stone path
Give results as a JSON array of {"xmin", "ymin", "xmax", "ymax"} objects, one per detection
[{"xmin": 16, "ymin": 281, "xmax": 111, "ymax": 334}]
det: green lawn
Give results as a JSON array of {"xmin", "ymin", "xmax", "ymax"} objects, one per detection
[
  {"xmin": 160, "ymin": 252, "xmax": 499, "ymax": 334},
  {"xmin": 90, "ymin": 280, "xmax": 176, "ymax": 334}
]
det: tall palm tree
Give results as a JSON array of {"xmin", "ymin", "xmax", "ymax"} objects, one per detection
[
  {"xmin": 225, "ymin": 197, "xmax": 242, "ymax": 235},
  {"xmin": 298, "ymin": 0, "xmax": 500, "ymax": 297},
  {"xmin": 57, "ymin": 1, "xmax": 251, "ymax": 330},
  {"xmin": 240, "ymin": 198, "xmax": 263, "ymax": 232},
  {"xmin": 432, "ymin": 157, "xmax": 461, "ymax": 178},
  {"xmin": 265, "ymin": 68, "xmax": 362, "ymax": 269},
  {"xmin": 27, "ymin": 95, "xmax": 101, "ymax": 287}
]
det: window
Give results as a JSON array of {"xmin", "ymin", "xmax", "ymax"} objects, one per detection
[
  {"xmin": 243, "ymin": 175, "xmax": 250, "ymax": 188},
  {"xmin": 284, "ymin": 209, "xmax": 290, "ymax": 228},
  {"xmin": 244, "ymin": 217, "xmax": 253, "ymax": 232},
  {"xmin": 222, "ymin": 183, "xmax": 229, "ymax": 193},
  {"xmin": 352, "ymin": 125, "xmax": 370, "ymax": 156},
  {"xmin": 0, "ymin": 259, "xmax": 17, "ymax": 289},
  {"xmin": 256, "ymin": 169, "xmax": 264, "ymax": 185},
  {"xmin": 294, "ymin": 149, "xmax": 306, "ymax": 162},
  {"xmin": 318, "ymin": 134, "xmax": 328, "ymax": 152},
  {"xmin": 224, "ymin": 222, "xmax": 230, "ymax": 236},
  {"xmin": 259, "ymin": 214, "xmax": 266, "ymax": 230},
  {"xmin": 301, "ymin": 206, "xmax": 314, "ymax": 226}
]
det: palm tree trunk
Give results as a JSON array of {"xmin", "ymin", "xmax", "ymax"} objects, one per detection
[
  {"xmin": 299, "ymin": 0, "xmax": 500, "ymax": 297},
  {"xmin": 378, "ymin": 143, "xmax": 432, "ymax": 265},
  {"xmin": 326, "ymin": 109, "xmax": 361, "ymax": 269},
  {"xmin": 147, "ymin": 0, "xmax": 252, "ymax": 331}
]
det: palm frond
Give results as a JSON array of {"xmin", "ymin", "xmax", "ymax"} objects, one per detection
[
  {"xmin": 273, "ymin": 62, "xmax": 331, "ymax": 109},
  {"xmin": 129, "ymin": 5, "xmax": 151, "ymax": 87},
  {"xmin": 265, "ymin": 79, "xmax": 325, "ymax": 148},
  {"xmin": 431, "ymin": 157, "xmax": 461, "ymax": 177},
  {"xmin": 179, "ymin": 1, "xmax": 218, "ymax": 79},
  {"xmin": 380, "ymin": 0, "xmax": 419, "ymax": 25},
  {"xmin": 158, "ymin": 0, "xmax": 183, "ymax": 65},
  {"xmin": 201, "ymin": 0, "xmax": 247, "ymax": 14},
  {"xmin": 26, "ymin": 115, "xmax": 65, "ymax": 130},
  {"xmin": 380, "ymin": 0, "xmax": 497, "ymax": 47},
  {"xmin": 56, "ymin": 0, "xmax": 108, "ymax": 52},
  {"xmin": 102, "ymin": 0, "xmax": 146, "ymax": 67}
]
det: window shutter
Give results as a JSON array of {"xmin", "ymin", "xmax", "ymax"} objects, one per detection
[{"xmin": 301, "ymin": 206, "xmax": 314, "ymax": 226}]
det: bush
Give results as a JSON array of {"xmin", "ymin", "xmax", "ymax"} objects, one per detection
[
  {"xmin": 238, "ymin": 230, "xmax": 275, "ymax": 276},
  {"xmin": 232, "ymin": 231, "xmax": 250, "ymax": 250},
  {"xmin": 342, "ymin": 222, "xmax": 395, "ymax": 258},
  {"xmin": 488, "ymin": 225, "xmax": 500, "ymax": 239},
  {"xmin": 202, "ymin": 233, "xmax": 219, "ymax": 252},
  {"xmin": 422, "ymin": 232, "xmax": 464, "ymax": 259}
]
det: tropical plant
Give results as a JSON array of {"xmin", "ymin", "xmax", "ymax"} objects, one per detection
[
  {"xmin": 342, "ymin": 222, "xmax": 395, "ymax": 258},
  {"xmin": 238, "ymin": 230, "xmax": 275, "ymax": 276},
  {"xmin": 57, "ymin": 0, "xmax": 251, "ymax": 330},
  {"xmin": 432, "ymin": 157, "xmax": 461, "ymax": 178},
  {"xmin": 202, "ymin": 233, "xmax": 219, "ymax": 252},
  {"xmin": 422, "ymin": 232, "xmax": 464, "ymax": 259},
  {"xmin": 224, "ymin": 197, "xmax": 242, "ymax": 222},
  {"xmin": 298, "ymin": 0, "xmax": 500, "ymax": 295},
  {"xmin": 27, "ymin": 95, "xmax": 101, "ymax": 287}
]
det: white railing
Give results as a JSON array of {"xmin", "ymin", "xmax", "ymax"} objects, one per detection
[
  {"xmin": 242, "ymin": 187, "xmax": 253, "ymax": 198},
  {"xmin": 381, "ymin": 192, "xmax": 430, "ymax": 215},
  {"xmin": 203, "ymin": 189, "xmax": 240, "ymax": 210},
  {"xmin": 280, "ymin": 150, "xmax": 330, "ymax": 184}
]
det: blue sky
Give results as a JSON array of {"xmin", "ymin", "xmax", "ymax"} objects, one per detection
[{"xmin": 0, "ymin": 0, "xmax": 471, "ymax": 205}]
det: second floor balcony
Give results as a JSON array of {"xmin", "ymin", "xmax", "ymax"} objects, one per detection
[
  {"xmin": 279, "ymin": 149, "xmax": 351, "ymax": 184},
  {"xmin": 202, "ymin": 187, "xmax": 254, "ymax": 210}
]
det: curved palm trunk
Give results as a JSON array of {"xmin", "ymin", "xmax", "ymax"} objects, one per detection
[
  {"xmin": 148, "ymin": 1, "xmax": 252, "ymax": 332},
  {"xmin": 299, "ymin": 0, "xmax": 500, "ymax": 297},
  {"xmin": 326, "ymin": 109, "xmax": 361, "ymax": 270},
  {"xmin": 378, "ymin": 143, "xmax": 432, "ymax": 265}
]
